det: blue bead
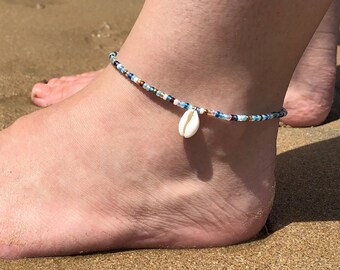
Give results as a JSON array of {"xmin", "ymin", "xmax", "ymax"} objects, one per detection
[
  {"xmin": 149, "ymin": 87, "xmax": 154, "ymax": 92},
  {"xmin": 113, "ymin": 61, "xmax": 119, "ymax": 67},
  {"xmin": 183, "ymin": 102, "xmax": 192, "ymax": 109},
  {"xmin": 234, "ymin": 115, "xmax": 239, "ymax": 121},
  {"xmin": 109, "ymin": 52, "xmax": 117, "ymax": 58},
  {"xmin": 156, "ymin": 90, "xmax": 161, "ymax": 96},
  {"xmin": 127, "ymin": 73, "xmax": 133, "ymax": 79},
  {"xmin": 215, "ymin": 111, "xmax": 224, "ymax": 118},
  {"xmin": 143, "ymin": 83, "xmax": 149, "ymax": 89},
  {"xmin": 131, "ymin": 75, "xmax": 136, "ymax": 81},
  {"xmin": 166, "ymin": 95, "xmax": 172, "ymax": 101}
]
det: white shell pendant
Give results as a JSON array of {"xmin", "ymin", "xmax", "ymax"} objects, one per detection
[{"xmin": 178, "ymin": 109, "xmax": 200, "ymax": 138}]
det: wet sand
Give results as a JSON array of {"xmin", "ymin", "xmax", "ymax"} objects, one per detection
[{"xmin": 0, "ymin": 0, "xmax": 339, "ymax": 269}]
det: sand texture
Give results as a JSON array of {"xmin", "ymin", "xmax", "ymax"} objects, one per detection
[{"xmin": 0, "ymin": 0, "xmax": 339, "ymax": 269}]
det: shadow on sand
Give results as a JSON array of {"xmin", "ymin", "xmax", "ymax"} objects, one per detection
[
  {"xmin": 268, "ymin": 136, "xmax": 340, "ymax": 231},
  {"xmin": 267, "ymin": 86, "xmax": 340, "ymax": 232}
]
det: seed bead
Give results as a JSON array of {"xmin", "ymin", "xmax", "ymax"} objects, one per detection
[{"xmin": 109, "ymin": 50, "xmax": 287, "ymax": 122}]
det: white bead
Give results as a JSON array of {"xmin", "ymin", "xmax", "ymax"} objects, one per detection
[
  {"xmin": 163, "ymin": 94, "xmax": 168, "ymax": 100},
  {"xmin": 174, "ymin": 99, "xmax": 180, "ymax": 106},
  {"xmin": 238, "ymin": 115, "xmax": 248, "ymax": 121},
  {"xmin": 178, "ymin": 109, "xmax": 200, "ymax": 139},
  {"xmin": 225, "ymin": 114, "xmax": 232, "ymax": 121},
  {"xmin": 133, "ymin": 77, "xmax": 139, "ymax": 83},
  {"xmin": 199, "ymin": 108, "xmax": 205, "ymax": 114}
]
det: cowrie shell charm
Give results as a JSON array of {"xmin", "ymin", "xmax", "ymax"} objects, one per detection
[{"xmin": 178, "ymin": 109, "xmax": 200, "ymax": 138}]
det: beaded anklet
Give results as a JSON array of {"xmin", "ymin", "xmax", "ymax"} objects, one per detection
[{"xmin": 109, "ymin": 51, "xmax": 287, "ymax": 138}]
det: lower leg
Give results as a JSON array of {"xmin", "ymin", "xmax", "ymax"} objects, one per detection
[
  {"xmin": 31, "ymin": 1, "xmax": 340, "ymax": 123},
  {"xmin": 1, "ymin": 0, "xmax": 333, "ymax": 258},
  {"xmin": 283, "ymin": 0, "xmax": 340, "ymax": 126}
]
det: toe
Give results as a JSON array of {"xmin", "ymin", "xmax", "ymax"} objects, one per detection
[
  {"xmin": 31, "ymin": 84, "xmax": 52, "ymax": 107},
  {"xmin": 31, "ymin": 83, "xmax": 52, "ymax": 99},
  {"xmin": 31, "ymin": 97, "xmax": 50, "ymax": 107},
  {"xmin": 47, "ymin": 78, "xmax": 60, "ymax": 86},
  {"xmin": 60, "ymin": 75, "xmax": 79, "ymax": 82}
]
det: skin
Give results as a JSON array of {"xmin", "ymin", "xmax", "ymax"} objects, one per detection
[
  {"xmin": 31, "ymin": 1, "xmax": 340, "ymax": 127},
  {"xmin": 0, "ymin": 0, "xmax": 333, "ymax": 258},
  {"xmin": 283, "ymin": 0, "xmax": 340, "ymax": 126}
]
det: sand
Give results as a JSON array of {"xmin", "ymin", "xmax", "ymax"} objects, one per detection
[{"xmin": 0, "ymin": 0, "xmax": 339, "ymax": 269}]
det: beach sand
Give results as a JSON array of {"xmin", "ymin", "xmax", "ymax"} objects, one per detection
[{"xmin": 0, "ymin": 0, "xmax": 339, "ymax": 269}]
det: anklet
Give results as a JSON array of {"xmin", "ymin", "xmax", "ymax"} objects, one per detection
[{"xmin": 109, "ymin": 51, "xmax": 287, "ymax": 138}]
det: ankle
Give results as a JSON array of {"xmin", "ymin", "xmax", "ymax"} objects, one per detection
[
  {"xmin": 112, "ymin": 46, "xmax": 285, "ymax": 122},
  {"xmin": 114, "ymin": 2, "xmax": 291, "ymax": 115}
]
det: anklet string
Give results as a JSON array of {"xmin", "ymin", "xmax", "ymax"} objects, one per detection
[{"xmin": 109, "ymin": 51, "xmax": 287, "ymax": 138}]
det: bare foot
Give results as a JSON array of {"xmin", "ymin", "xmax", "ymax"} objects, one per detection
[
  {"xmin": 31, "ymin": 70, "xmax": 103, "ymax": 107},
  {"xmin": 1, "ymin": 63, "xmax": 277, "ymax": 258},
  {"xmin": 282, "ymin": 0, "xmax": 339, "ymax": 127}
]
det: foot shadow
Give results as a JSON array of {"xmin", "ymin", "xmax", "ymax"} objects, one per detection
[
  {"xmin": 325, "ymin": 86, "xmax": 340, "ymax": 124},
  {"xmin": 325, "ymin": 28, "xmax": 339, "ymax": 123},
  {"xmin": 267, "ymin": 136, "xmax": 340, "ymax": 232},
  {"xmin": 336, "ymin": 29, "xmax": 340, "ymax": 90}
]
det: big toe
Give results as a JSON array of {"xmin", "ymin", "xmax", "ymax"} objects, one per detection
[{"xmin": 31, "ymin": 83, "xmax": 52, "ymax": 107}]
